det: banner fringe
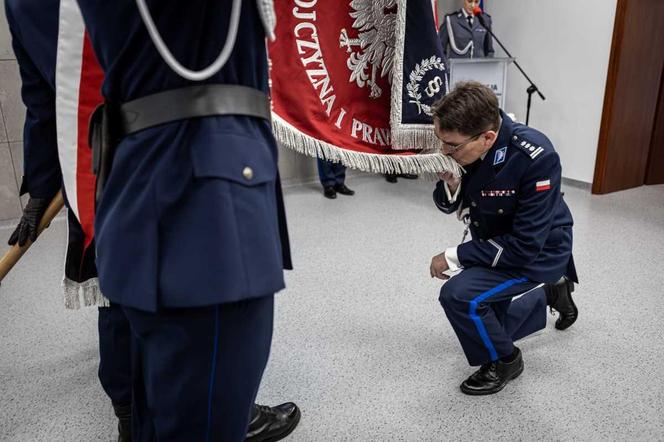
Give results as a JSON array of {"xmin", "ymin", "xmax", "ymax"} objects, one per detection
[
  {"xmin": 62, "ymin": 277, "xmax": 111, "ymax": 310},
  {"xmin": 273, "ymin": 115, "xmax": 461, "ymax": 176},
  {"xmin": 391, "ymin": 125, "xmax": 446, "ymax": 152}
]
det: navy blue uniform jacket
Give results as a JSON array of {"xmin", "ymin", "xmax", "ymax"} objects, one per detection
[
  {"xmin": 5, "ymin": 0, "xmax": 61, "ymax": 200},
  {"xmin": 6, "ymin": 0, "xmax": 106, "ymax": 289},
  {"xmin": 75, "ymin": 0, "xmax": 290, "ymax": 311},
  {"xmin": 434, "ymin": 111, "xmax": 578, "ymax": 284}
]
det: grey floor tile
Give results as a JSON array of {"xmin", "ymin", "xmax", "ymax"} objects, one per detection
[
  {"xmin": 0, "ymin": 143, "xmax": 22, "ymax": 220},
  {"xmin": 0, "ymin": 60, "xmax": 25, "ymax": 142},
  {"xmin": 0, "ymin": 102, "xmax": 7, "ymax": 143},
  {"xmin": 0, "ymin": 4, "xmax": 14, "ymax": 60},
  {"xmin": 0, "ymin": 176, "xmax": 663, "ymax": 441}
]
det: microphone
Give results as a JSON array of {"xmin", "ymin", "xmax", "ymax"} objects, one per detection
[{"xmin": 472, "ymin": 6, "xmax": 487, "ymax": 27}]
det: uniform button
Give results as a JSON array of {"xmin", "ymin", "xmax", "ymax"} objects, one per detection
[
  {"xmin": 473, "ymin": 221, "xmax": 480, "ymax": 227},
  {"xmin": 512, "ymin": 136, "xmax": 518, "ymax": 140},
  {"xmin": 471, "ymin": 201, "xmax": 477, "ymax": 207},
  {"xmin": 497, "ymin": 208, "xmax": 504, "ymax": 215},
  {"xmin": 242, "ymin": 166, "xmax": 254, "ymax": 180}
]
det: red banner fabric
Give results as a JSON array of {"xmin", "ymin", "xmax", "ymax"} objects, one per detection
[{"xmin": 269, "ymin": 1, "xmax": 458, "ymax": 175}]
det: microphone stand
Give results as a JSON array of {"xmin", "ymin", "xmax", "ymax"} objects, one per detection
[{"xmin": 476, "ymin": 14, "xmax": 545, "ymax": 125}]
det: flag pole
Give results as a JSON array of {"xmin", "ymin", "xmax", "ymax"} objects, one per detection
[{"xmin": 0, "ymin": 190, "xmax": 65, "ymax": 282}]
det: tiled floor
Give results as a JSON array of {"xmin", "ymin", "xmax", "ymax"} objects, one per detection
[{"xmin": 1, "ymin": 175, "xmax": 663, "ymax": 441}]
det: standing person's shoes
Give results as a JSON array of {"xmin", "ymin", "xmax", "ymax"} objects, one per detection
[
  {"xmin": 384, "ymin": 173, "xmax": 418, "ymax": 183},
  {"xmin": 323, "ymin": 186, "xmax": 337, "ymax": 199},
  {"xmin": 246, "ymin": 402, "xmax": 301, "ymax": 442},
  {"xmin": 545, "ymin": 277, "xmax": 578, "ymax": 330},
  {"xmin": 398, "ymin": 173, "xmax": 418, "ymax": 179},
  {"xmin": 460, "ymin": 347, "xmax": 524, "ymax": 396},
  {"xmin": 334, "ymin": 184, "xmax": 355, "ymax": 196}
]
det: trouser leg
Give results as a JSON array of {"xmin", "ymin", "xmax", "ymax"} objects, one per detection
[
  {"xmin": 438, "ymin": 267, "xmax": 540, "ymax": 366},
  {"xmin": 317, "ymin": 158, "xmax": 337, "ymax": 187},
  {"xmin": 122, "ymin": 295, "xmax": 274, "ymax": 442},
  {"xmin": 98, "ymin": 304, "xmax": 132, "ymax": 407},
  {"xmin": 332, "ymin": 162, "xmax": 346, "ymax": 186}
]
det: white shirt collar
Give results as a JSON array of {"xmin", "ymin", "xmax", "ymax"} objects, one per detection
[{"xmin": 462, "ymin": 9, "xmax": 473, "ymax": 20}]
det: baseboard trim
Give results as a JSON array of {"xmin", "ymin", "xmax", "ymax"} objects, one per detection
[{"xmin": 562, "ymin": 177, "xmax": 592, "ymax": 191}]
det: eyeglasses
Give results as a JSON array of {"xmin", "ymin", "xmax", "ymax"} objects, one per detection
[{"xmin": 440, "ymin": 131, "xmax": 485, "ymax": 154}]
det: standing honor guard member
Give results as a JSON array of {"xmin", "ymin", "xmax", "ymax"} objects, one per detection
[
  {"xmin": 4, "ymin": 0, "xmax": 133, "ymax": 439},
  {"xmin": 317, "ymin": 158, "xmax": 355, "ymax": 199},
  {"xmin": 69, "ymin": 0, "xmax": 298, "ymax": 440},
  {"xmin": 439, "ymin": 0, "xmax": 494, "ymax": 59},
  {"xmin": 5, "ymin": 0, "xmax": 301, "ymax": 439},
  {"xmin": 429, "ymin": 82, "xmax": 578, "ymax": 395}
]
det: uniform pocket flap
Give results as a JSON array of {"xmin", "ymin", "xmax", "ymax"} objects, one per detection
[{"xmin": 190, "ymin": 133, "xmax": 276, "ymax": 186}]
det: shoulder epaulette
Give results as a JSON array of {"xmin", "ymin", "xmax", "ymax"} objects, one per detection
[{"xmin": 511, "ymin": 134, "xmax": 545, "ymax": 161}]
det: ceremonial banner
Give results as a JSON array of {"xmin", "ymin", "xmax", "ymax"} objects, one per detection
[
  {"xmin": 270, "ymin": 0, "xmax": 460, "ymax": 175},
  {"xmin": 390, "ymin": 0, "xmax": 450, "ymax": 149},
  {"xmin": 56, "ymin": 0, "xmax": 108, "ymax": 308}
]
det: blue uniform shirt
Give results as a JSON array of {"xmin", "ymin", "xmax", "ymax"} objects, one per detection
[
  {"xmin": 75, "ymin": 0, "xmax": 287, "ymax": 311},
  {"xmin": 434, "ymin": 111, "xmax": 578, "ymax": 284},
  {"xmin": 4, "ymin": 0, "xmax": 61, "ymax": 199}
]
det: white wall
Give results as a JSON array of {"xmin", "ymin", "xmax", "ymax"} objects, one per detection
[{"xmin": 438, "ymin": 0, "xmax": 618, "ymax": 183}]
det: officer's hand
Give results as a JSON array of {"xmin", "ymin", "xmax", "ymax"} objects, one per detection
[
  {"xmin": 430, "ymin": 252, "xmax": 450, "ymax": 280},
  {"xmin": 437, "ymin": 171, "xmax": 460, "ymax": 194},
  {"xmin": 7, "ymin": 197, "xmax": 51, "ymax": 247}
]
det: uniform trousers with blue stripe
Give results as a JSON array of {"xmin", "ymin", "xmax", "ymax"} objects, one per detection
[
  {"xmin": 122, "ymin": 295, "xmax": 274, "ymax": 442},
  {"xmin": 98, "ymin": 304, "xmax": 132, "ymax": 407},
  {"xmin": 317, "ymin": 158, "xmax": 346, "ymax": 187},
  {"xmin": 439, "ymin": 267, "xmax": 547, "ymax": 366}
]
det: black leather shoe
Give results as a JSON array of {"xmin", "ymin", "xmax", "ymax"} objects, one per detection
[
  {"xmin": 334, "ymin": 184, "xmax": 355, "ymax": 195},
  {"xmin": 545, "ymin": 277, "xmax": 578, "ymax": 330},
  {"xmin": 113, "ymin": 403, "xmax": 131, "ymax": 442},
  {"xmin": 384, "ymin": 174, "xmax": 398, "ymax": 183},
  {"xmin": 398, "ymin": 173, "xmax": 418, "ymax": 179},
  {"xmin": 460, "ymin": 348, "xmax": 524, "ymax": 395},
  {"xmin": 246, "ymin": 403, "xmax": 301, "ymax": 442},
  {"xmin": 323, "ymin": 186, "xmax": 337, "ymax": 199}
]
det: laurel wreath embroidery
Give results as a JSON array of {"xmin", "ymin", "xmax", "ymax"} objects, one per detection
[{"xmin": 406, "ymin": 56, "xmax": 446, "ymax": 115}]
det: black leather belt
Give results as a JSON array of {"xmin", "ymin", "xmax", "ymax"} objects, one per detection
[
  {"xmin": 90, "ymin": 84, "xmax": 271, "ymax": 203},
  {"xmin": 118, "ymin": 84, "xmax": 271, "ymax": 136}
]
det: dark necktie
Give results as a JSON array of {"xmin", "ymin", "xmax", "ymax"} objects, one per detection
[{"xmin": 467, "ymin": 16, "xmax": 473, "ymax": 28}]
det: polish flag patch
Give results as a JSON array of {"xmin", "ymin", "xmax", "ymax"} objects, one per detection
[{"xmin": 536, "ymin": 180, "xmax": 551, "ymax": 192}]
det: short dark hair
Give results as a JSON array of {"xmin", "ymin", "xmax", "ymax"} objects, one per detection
[{"xmin": 431, "ymin": 81, "xmax": 500, "ymax": 135}]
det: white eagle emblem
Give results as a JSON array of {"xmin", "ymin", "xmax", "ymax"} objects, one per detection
[{"xmin": 339, "ymin": 0, "xmax": 397, "ymax": 99}]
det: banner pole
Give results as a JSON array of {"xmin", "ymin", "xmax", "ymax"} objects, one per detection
[{"xmin": 0, "ymin": 191, "xmax": 65, "ymax": 283}]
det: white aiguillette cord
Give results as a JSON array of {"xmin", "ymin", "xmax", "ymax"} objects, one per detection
[{"xmin": 134, "ymin": 0, "xmax": 242, "ymax": 81}]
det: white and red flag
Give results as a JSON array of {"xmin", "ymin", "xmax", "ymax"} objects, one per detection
[{"xmin": 56, "ymin": 0, "xmax": 107, "ymax": 308}]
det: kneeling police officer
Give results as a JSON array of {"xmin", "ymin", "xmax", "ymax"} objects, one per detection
[{"xmin": 429, "ymin": 82, "xmax": 578, "ymax": 395}]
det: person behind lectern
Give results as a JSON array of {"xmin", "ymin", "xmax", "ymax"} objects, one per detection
[{"xmin": 439, "ymin": 0, "xmax": 495, "ymax": 59}]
